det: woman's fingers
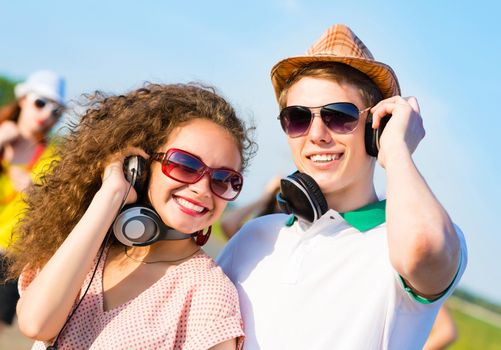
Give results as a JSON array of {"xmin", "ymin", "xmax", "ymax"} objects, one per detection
[{"xmin": 101, "ymin": 147, "xmax": 149, "ymax": 204}]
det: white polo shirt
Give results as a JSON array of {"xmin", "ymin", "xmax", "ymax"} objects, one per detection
[{"xmin": 217, "ymin": 200, "xmax": 467, "ymax": 350}]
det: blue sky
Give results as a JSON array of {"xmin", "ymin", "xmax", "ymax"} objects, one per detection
[{"xmin": 2, "ymin": 1, "xmax": 500, "ymax": 303}]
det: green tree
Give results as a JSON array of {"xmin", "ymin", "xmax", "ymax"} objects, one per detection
[{"xmin": 0, "ymin": 75, "xmax": 19, "ymax": 106}]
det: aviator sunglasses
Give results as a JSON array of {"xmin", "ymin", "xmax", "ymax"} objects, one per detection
[
  {"xmin": 27, "ymin": 93, "xmax": 64, "ymax": 118},
  {"xmin": 278, "ymin": 102, "xmax": 370, "ymax": 138},
  {"xmin": 152, "ymin": 148, "xmax": 243, "ymax": 201}
]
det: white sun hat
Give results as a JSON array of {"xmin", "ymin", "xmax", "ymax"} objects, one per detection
[{"xmin": 14, "ymin": 70, "xmax": 66, "ymax": 106}]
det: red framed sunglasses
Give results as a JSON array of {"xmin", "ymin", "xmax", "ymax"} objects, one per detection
[{"xmin": 152, "ymin": 148, "xmax": 243, "ymax": 201}]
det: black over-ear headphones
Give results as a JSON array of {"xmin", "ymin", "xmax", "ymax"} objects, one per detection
[
  {"xmin": 276, "ymin": 171, "xmax": 328, "ymax": 223},
  {"xmin": 112, "ymin": 156, "xmax": 193, "ymax": 246}
]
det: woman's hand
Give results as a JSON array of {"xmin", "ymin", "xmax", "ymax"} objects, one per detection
[
  {"xmin": 8, "ymin": 166, "xmax": 32, "ymax": 192},
  {"xmin": 369, "ymin": 96, "xmax": 425, "ymax": 169},
  {"xmin": 101, "ymin": 148, "xmax": 149, "ymax": 205},
  {"xmin": 0, "ymin": 120, "xmax": 21, "ymax": 147}
]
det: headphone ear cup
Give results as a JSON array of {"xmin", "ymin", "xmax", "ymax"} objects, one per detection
[
  {"xmin": 277, "ymin": 171, "xmax": 327, "ymax": 223},
  {"xmin": 124, "ymin": 156, "xmax": 148, "ymax": 194},
  {"xmin": 292, "ymin": 172, "xmax": 328, "ymax": 218},
  {"xmin": 113, "ymin": 205, "xmax": 162, "ymax": 246},
  {"xmin": 276, "ymin": 190, "xmax": 292, "ymax": 215},
  {"xmin": 365, "ymin": 113, "xmax": 391, "ymax": 157},
  {"xmin": 365, "ymin": 112, "xmax": 378, "ymax": 157}
]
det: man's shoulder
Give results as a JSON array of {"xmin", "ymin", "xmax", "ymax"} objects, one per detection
[
  {"xmin": 243, "ymin": 212, "xmax": 291, "ymax": 234},
  {"xmin": 230, "ymin": 213, "xmax": 290, "ymax": 248},
  {"xmin": 237, "ymin": 213, "xmax": 289, "ymax": 244},
  {"xmin": 216, "ymin": 213, "xmax": 290, "ymax": 278}
]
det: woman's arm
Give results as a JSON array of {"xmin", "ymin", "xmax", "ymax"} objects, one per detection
[
  {"xmin": 16, "ymin": 159, "xmax": 135, "ymax": 341},
  {"xmin": 210, "ymin": 338, "xmax": 237, "ymax": 350}
]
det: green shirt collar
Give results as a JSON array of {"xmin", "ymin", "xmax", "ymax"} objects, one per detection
[{"xmin": 339, "ymin": 199, "xmax": 386, "ymax": 232}]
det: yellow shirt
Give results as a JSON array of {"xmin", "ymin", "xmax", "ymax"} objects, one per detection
[{"xmin": 0, "ymin": 143, "xmax": 57, "ymax": 249}]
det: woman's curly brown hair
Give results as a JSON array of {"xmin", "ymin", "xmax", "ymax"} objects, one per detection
[{"xmin": 7, "ymin": 82, "xmax": 256, "ymax": 278}]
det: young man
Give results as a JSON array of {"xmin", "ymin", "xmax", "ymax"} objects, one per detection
[{"xmin": 217, "ymin": 24, "xmax": 467, "ymax": 349}]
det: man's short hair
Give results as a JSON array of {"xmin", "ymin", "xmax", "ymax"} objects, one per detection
[{"xmin": 278, "ymin": 62, "xmax": 384, "ymax": 110}]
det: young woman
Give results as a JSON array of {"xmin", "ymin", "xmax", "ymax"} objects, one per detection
[
  {"xmin": 0, "ymin": 70, "xmax": 65, "ymax": 333},
  {"xmin": 8, "ymin": 83, "xmax": 255, "ymax": 349}
]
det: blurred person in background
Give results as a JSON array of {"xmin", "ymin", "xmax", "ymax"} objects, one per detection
[
  {"xmin": 423, "ymin": 305, "xmax": 458, "ymax": 350},
  {"xmin": 220, "ymin": 175, "xmax": 281, "ymax": 239},
  {"xmin": 0, "ymin": 70, "xmax": 65, "ymax": 333}
]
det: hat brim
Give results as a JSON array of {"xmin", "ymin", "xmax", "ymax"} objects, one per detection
[
  {"xmin": 271, "ymin": 55, "xmax": 401, "ymax": 102},
  {"xmin": 15, "ymin": 83, "xmax": 65, "ymax": 105}
]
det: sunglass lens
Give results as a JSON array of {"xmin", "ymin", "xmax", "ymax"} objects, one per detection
[
  {"xmin": 280, "ymin": 107, "xmax": 312, "ymax": 137},
  {"xmin": 52, "ymin": 106, "xmax": 64, "ymax": 118},
  {"xmin": 322, "ymin": 103, "xmax": 359, "ymax": 133},
  {"xmin": 34, "ymin": 98, "xmax": 47, "ymax": 109},
  {"xmin": 210, "ymin": 170, "xmax": 242, "ymax": 200},
  {"xmin": 166, "ymin": 152, "xmax": 204, "ymax": 183}
]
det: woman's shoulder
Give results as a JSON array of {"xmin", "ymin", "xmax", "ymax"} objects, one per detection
[
  {"xmin": 181, "ymin": 252, "xmax": 237, "ymax": 293},
  {"xmin": 185, "ymin": 252, "xmax": 230, "ymax": 280}
]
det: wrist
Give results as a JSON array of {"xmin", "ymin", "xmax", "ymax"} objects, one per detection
[
  {"xmin": 380, "ymin": 140, "xmax": 412, "ymax": 162},
  {"xmin": 96, "ymin": 182, "xmax": 128, "ymax": 207},
  {"xmin": 383, "ymin": 146, "xmax": 413, "ymax": 169}
]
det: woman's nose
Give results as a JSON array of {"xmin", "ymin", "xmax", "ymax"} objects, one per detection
[{"xmin": 188, "ymin": 172, "xmax": 212, "ymax": 197}]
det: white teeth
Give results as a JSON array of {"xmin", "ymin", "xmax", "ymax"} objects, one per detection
[
  {"xmin": 310, "ymin": 154, "xmax": 339, "ymax": 162},
  {"xmin": 176, "ymin": 197, "xmax": 205, "ymax": 212}
]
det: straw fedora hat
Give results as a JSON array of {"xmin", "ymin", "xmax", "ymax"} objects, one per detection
[{"xmin": 270, "ymin": 24, "xmax": 400, "ymax": 101}]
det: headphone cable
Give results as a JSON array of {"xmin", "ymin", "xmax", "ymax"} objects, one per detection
[{"xmin": 47, "ymin": 171, "xmax": 135, "ymax": 350}]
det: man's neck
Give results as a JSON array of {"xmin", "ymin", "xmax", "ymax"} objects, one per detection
[{"xmin": 324, "ymin": 183, "xmax": 379, "ymax": 213}]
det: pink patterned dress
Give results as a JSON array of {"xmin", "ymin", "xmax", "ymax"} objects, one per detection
[{"xmin": 19, "ymin": 248, "xmax": 244, "ymax": 349}]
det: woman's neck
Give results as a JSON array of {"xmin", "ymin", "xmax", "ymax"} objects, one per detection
[{"xmin": 124, "ymin": 238, "xmax": 200, "ymax": 263}]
